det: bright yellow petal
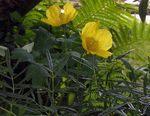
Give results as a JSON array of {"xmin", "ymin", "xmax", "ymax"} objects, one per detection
[
  {"xmin": 46, "ymin": 4, "xmax": 61, "ymax": 19},
  {"xmin": 95, "ymin": 49, "xmax": 112, "ymax": 58},
  {"xmin": 81, "ymin": 22, "xmax": 99, "ymax": 51},
  {"xmin": 63, "ymin": 2, "xmax": 77, "ymax": 24},
  {"xmin": 61, "ymin": 14, "xmax": 68, "ymax": 24},
  {"xmin": 95, "ymin": 29, "xmax": 112, "ymax": 50},
  {"xmin": 46, "ymin": 4, "xmax": 62, "ymax": 26},
  {"xmin": 90, "ymin": 49, "xmax": 112, "ymax": 58},
  {"xmin": 86, "ymin": 37, "xmax": 112, "ymax": 58},
  {"xmin": 41, "ymin": 18, "xmax": 53, "ymax": 25},
  {"xmin": 81, "ymin": 22, "xmax": 99, "ymax": 38},
  {"xmin": 81, "ymin": 35, "xmax": 88, "ymax": 51},
  {"xmin": 80, "ymin": 22, "xmax": 113, "ymax": 58},
  {"xmin": 64, "ymin": 3, "xmax": 74, "ymax": 15},
  {"xmin": 41, "ymin": 18, "xmax": 61, "ymax": 27}
]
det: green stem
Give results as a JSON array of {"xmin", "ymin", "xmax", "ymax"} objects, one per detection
[
  {"xmin": 6, "ymin": 49, "xmax": 15, "ymax": 112},
  {"xmin": 60, "ymin": 0, "xmax": 64, "ymax": 4},
  {"xmin": 89, "ymin": 56, "xmax": 97, "ymax": 107},
  {"xmin": 51, "ymin": 72, "xmax": 55, "ymax": 105},
  {"xmin": 0, "ymin": 107, "xmax": 16, "ymax": 116},
  {"xmin": 62, "ymin": 25, "xmax": 68, "ymax": 53},
  {"xmin": 51, "ymin": 72, "xmax": 59, "ymax": 115}
]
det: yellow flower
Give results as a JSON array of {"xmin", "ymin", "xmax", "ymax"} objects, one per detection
[
  {"xmin": 41, "ymin": 2, "xmax": 77, "ymax": 27},
  {"xmin": 81, "ymin": 22, "xmax": 112, "ymax": 58}
]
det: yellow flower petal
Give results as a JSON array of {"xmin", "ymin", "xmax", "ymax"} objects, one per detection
[
  {"xmin": 81, "ymin": 22, "xmax": 99, "ymax": 51},
  {"xmin": 46, "ymin": 5, "xmax": 61, "ymax": 19},
  {"xmin": 46, "ymin": 5, "xmax": 62, "ymax": 26},
  {"xmin": 95, "ymin": 49, "xmax": 112, "ymax": 58},
  {"xmin": 41, "ymin": 18, "xmax": 61, "ymax": 27},
  {"xmin": 64, "ymin": 3, "xmax": 74, "ymax": 15},
  {"xmin": 81, "ymin": 22, "xmax": 99, "ymax": 38},
  {"xmin": 64, "ymin": 3, "xmax": 77, "ymax": 18},
  {"xmin": 81, "ymin": 35, "xmax": 88, "ymax": 51},
  {"xmin": 95, "ymin": 29, "xmax": 112, "ymax": 50},
  {"xmin": 63, "ymin": 2, "xmax": 77, "ymax": 24},
  {"xmin": 41, "ymin": 18, "xmax": 53, "ymax": 25},
  {"xmin": 81, "ymin": 22, "xmax": 113, "ymax": 58},
  {"xmin": 41, "ymin": 2, "xmax": 77, "ymax": 27}
]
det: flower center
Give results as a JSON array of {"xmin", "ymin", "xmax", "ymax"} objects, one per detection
[
  {"xmin": 86, "ymin": 37, "xmax": 99, "ymax": 52},
  {"xmin": 61, "ymin": 9, "xmax": 65, "ymax": 14}
]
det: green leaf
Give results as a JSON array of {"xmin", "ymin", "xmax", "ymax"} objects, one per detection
[
  {"xmin": 10, "ymin": 11, "xmax": 22, "ymax": 22},
  {"xmin": 22, "ymin": 42, "xmax": 34, "ymax": 53},
  {"xmin": 0, "ymin": 46, "xmax": 8, "ymax": 57},
  {"xmin": 54, "ymin": 53, "xmax": 70, "ymax": 76},
  {"xmin": 139, "ymin": 0, "xmax": 149, "ymax": 22},
  {"xmin": 112, "ymin": 20, "xmax": 150, "ymax": 65},
  {"xmin": 68, "ymin": 92, "xmax": 75, "ymax": 105},
  {"xmin": 34, "ymin": 27, "xmax": 54, "ymax": 53},
  {"xmin": 25, "ymin": 63, "xmax": 49, "ymax": 88},
  {"xmin": 11, "ymin": 48, "xmax": 34, "ymax": 62}
]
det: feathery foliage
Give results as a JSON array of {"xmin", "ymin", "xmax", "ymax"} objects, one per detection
[
  {"xmin": 73, "ymin": 0, "xmax": 134, "ymax": 28},
  {"xmin": 74, "ymin": 0, "xmax": 150, "ymax": 65},
  {"xmin": 1, "ymin": 0, "xmax": 150, "ymax": 115}
]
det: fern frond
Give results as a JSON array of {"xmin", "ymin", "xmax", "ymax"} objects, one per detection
[
  {"xmin": 74, "ymin": 0, "xmax": 150, "ymax": 65},
  {"xmin": 113, "ymin": 20, "xmax": 150, "ymax": 65},
  {"xmin": 73, "ymin": 0, "xmax": 134, "ymax": 29}
]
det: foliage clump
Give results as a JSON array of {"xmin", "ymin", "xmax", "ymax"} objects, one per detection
[{"xmin": 0, "ymin": 0, "xmax": 150, "ymax": 115}]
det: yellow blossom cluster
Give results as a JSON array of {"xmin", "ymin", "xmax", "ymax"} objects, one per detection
[{"xmin": 41, "ymin": 2, "xmax": 112, "ymax": 58}]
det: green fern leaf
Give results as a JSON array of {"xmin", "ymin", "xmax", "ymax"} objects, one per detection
[{"xmin": 74, "ymin": 0, "xmax": 150, "ymax": 65}]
